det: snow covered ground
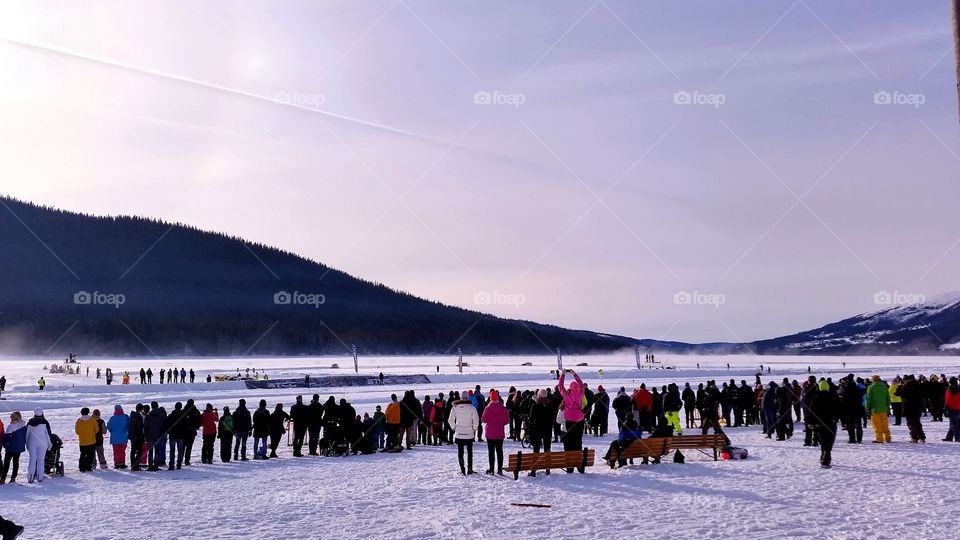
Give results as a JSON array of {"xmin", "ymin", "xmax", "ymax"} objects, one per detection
[{"xmin": 0, "ymin": 353, "xmax": 957, "ymax": 539}]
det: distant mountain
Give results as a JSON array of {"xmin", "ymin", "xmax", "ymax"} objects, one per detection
[
  {"xmin": 638, "ymin": 293, "xmax": 960, "ymax": 356},
  {"xmin": 748, "ymin": 292, "xmax": 960, "ymax": 355},
  {"xmin": 3, "ymin": 195, "xmax": 957, "ymax": 357},
  {"xmin": 0, "ymin": 196, "xmax": 638, "ymax": 356}
]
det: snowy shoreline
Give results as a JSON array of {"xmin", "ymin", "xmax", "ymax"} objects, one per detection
[{"xmin": 0, "ymin": 353, "xmax": 957, "ymax": 539}]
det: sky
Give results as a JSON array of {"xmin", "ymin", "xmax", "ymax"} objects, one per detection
[{"xmin": 0, "ymin": 1, "xmax": 958, "ymax": 343}]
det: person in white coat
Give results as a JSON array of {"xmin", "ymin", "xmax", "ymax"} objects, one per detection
[
  {"xmin": 25, "ymin": 408, "xmax": 52, "ymax": 483},
  {"xmin": 448, "ymin": 390, "xmax": 479, "ymax": 475}
]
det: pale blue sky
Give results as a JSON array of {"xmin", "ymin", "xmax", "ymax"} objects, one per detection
[{"xmin": 0, "ymin": 1, "xmax": 957, "ymax": 342}]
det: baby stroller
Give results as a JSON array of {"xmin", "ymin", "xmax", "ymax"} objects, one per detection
[
  {"xmin": 318, "ymin": 437, "xmax": 349, "ymax": 457},
  {"xmin": 45, "ymin": 433, "xmax": 65, "ymax": 476}
]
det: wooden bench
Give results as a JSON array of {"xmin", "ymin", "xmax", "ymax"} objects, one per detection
[
  {"xmin": 505, "ymin": 448, "xmax": 595, "ymax": 480},
  {"xmin": 667, "ymin": 433, "xmax": 727, "ymax": 460},
  {"xmin": 604, "ymin": 437, "xmax": 670, "ymax": 468}
]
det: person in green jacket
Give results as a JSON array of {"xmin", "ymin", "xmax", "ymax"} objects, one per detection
[
  {"xmin": 218, "ymin": 407, "xmax": 234, "ymax": 463},
  {"xmin": 888, "ymin": 377, "xmax": 903, "ymax": 425},
  {"xmin": 865, "ymin": 375, "xmax": 892, "ymax": 443}
]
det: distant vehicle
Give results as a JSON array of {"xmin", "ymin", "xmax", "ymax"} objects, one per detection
[
  {"xmin": 330, "ymin": 363, "xmax": 340, "ymax": 369},
  {"xmin": 461, "ymin": 362, "xmax": 471, "ymax": 367},
  {"xmin": 520, "ymin": 362, "xmax": 533, "ymax": 366},
  {"xmin": 576, "ymin": 362, "xmax": 588, "ymax": 367}
]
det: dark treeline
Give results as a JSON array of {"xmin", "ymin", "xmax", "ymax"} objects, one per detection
[{"xmin": 0, "ymin": 196, "xmax": 636, "ymax": 356}]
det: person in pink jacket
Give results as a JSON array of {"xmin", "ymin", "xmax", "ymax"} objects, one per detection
[
  {"xmin": 558, "ymin": 369, "xmax": 586, "ymax": 472},
  {"xmin": 481, "ymin": 389, "xmax": 510, "ymax": 475}
]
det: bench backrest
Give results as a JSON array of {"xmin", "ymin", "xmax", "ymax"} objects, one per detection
[
  {"xmin": 616, "ymin": 437, "xmax": 670, "ymax": 458},
  {"xmin": 669, "ymin": 434, "xmax": 726, "ymax": 448},
  {"xmin": 507, "ymin": 449, "xmax": 595, "ymax": 471}
]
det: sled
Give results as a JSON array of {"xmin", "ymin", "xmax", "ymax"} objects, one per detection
[{"xmin": 511, "ymin": 503, "xmax": 552, "ymax": 508}]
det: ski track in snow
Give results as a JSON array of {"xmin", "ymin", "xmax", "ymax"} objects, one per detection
[{"xmin": 0, "ymin": 353, "xmax": 957, "ymax": 539}]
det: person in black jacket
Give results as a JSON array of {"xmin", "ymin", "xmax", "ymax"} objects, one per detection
[
  {"xmin": 269, "ymin": 404, "xmax": 290, "ymax": 458},
  {"xmin": 526, "ymin": 389, "xmax": 556, "ymax": 477},
  {"xmin": 322, "ymin": 396, "xmax": 340, "ymax": 444},
  {"xmin": 400, "ymin": 390, "xmax": 421, "ymax": 449},
  {"xmin": 681, "ymin": 383, "xmax": 696, "ymax": 429},
  {"xmin": 700, "ymin": 382, "xmax": 730, "ymax": 444},
  {"xmin": 232, "ymin": 399, "xmax": 252, "ymax": 461},
  {"xmin": 0, "ymin": 514, "xmax": 24, "ymax": 540},
  {"xmin": 252, "ymin": 399, "xmax": 270, "ymax": 459},
  {"xmin": 340, "ymin": 399, "xmax": 358, "ymax": 448},
  {"xmin": 896, "ymin": 375, "xmax": 927, "ymax": 443},
  {"xmin": 774, "ymin": 380, "xmax": 794, "ymax": 441},
  {"xmin": 662, "ymin": 383, "xmax": 683, "ymax": 435},
  {"xmin": 737, "ymin": 381, "xmax": 754, "ymax": 427},
  {"xmin": 801, "ymin": 377, "xmax": 820, "ymax": 447},
  {"xmin": 840, "ymin": 375, "xmax": 864, "ymax": 443},
  {"xmin": 165, "ymin": 402, "xmax": 187, "ymax": 470},
  {"xmin": 590, "ymin": 386, "xmax": 610, "ymax": 437},
  {"xmin": 289, "ymin": 396, "xmax": 309, "ymax": 457},
  {"xmin": 306, "ymin": 394, "xmax": 324, "ymax": 456},
  {"xmin": 144, "ymin": 402, "xmax": 167, "ymax": 471},
  {"xmin": 128, "ymin": 403, "xmax": 145, "ymax": 471},
  {"xmin": 183, "ymin": 399, "xmax": 201, "ymax": 466},
  {"xmin": 807, "ymin": 379, "xmax": 841, "ymax": 468},
  {"xmin": 612, "ymin": 387, "xmax": 633, "ymax": 431}
]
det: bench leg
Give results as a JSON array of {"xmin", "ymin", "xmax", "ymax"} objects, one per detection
[{"xmin": 514, "ymin": 452, "xmax": 522, "ymax": 480}]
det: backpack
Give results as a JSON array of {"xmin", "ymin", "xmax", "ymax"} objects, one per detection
[{"xmin": 673, "ymin": 450, "xmax": 685, "ymax": 464}]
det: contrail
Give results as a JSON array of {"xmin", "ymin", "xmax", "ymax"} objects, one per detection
[{"xmin": 0, "ymin": 35, "xmax": 417, "ymax": 137}]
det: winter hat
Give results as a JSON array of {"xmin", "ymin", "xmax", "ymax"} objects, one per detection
[
  {"xmin": 34, "ymin": 407, "xmax": 43, "ymax": 417},
  {"xmin": 537, "ymin": 389, "xmax": 548, "ymax": 399},
  {"xmin": 489, "ymin": 390, "xmax": 499, "ymax": 402},
  {"xmin": 871, "ymin": 375, "xmax": 881, "ymax": 382},
  {"xmin": 114, "ymin": 404, "xmax": 123, "ymax": 411},
  {"xmin": 597, "ymin": 384, "xmax": 604, "ymax": 392},
  {"xmin": 818, "ymin": 380, "xmax": 830, "ymax": 391},
  {"xmin": 80, "ymin": 407, "xmax": 90, "ymax": 416}
]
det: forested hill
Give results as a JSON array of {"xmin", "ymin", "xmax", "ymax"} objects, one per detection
[{"xmin": 0, "ymin": 196, "xmax": 638, "ymax": 356}]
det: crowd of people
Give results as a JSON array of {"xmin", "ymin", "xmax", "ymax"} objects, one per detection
[{"xmin": 0, "ymin": 369, "xmax": 956, "ymax": 489}]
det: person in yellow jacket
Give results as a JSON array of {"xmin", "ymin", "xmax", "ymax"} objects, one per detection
[
  {"xmin": 37, "ymin": 377, "xmax": 45, "ymax": 391},
  {"xmin": 75, "ymin": 407, "xmax": 100, "ymax": 472},
  {"xmin": 865, "ymin": 375, "xmax": 892, "ymax": 443},
  {"xmin": 888, "ymin": 377, "xmax": 903, "ymax": 425},
  {"xmin": 384, "ymin": 394, "xmax": 402, "ymax": 450}
]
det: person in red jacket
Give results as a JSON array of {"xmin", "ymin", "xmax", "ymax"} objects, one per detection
[
  {"xmin": 200, "ymin": 403, "xmax": 219, "ymax": 464},
  {"xmin": 944, "ymin": 377, "xmax": 960, "ymax": 442},
  {"xmin": 632, "ymin": 384, "xmax": 654, "ymax": 432},
  {"xmin": 429, "ymin": 399, "xmax": 446, "ymax": 445},
  {"xmin": 480, "ymin": 389, "xmax": 509, "ymax": 475}
]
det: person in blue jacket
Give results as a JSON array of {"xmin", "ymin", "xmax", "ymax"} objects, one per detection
[
  {"xmin": 107, "ymin": 405, "xmax": 130, "ymax": 469},
  {"xmin": 1, "ymin": 412, "xmax": 27, "ymax": 483},
  {"xmin": 605, "ymin": 416, "xmax": 644, "ymax": 468}
]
